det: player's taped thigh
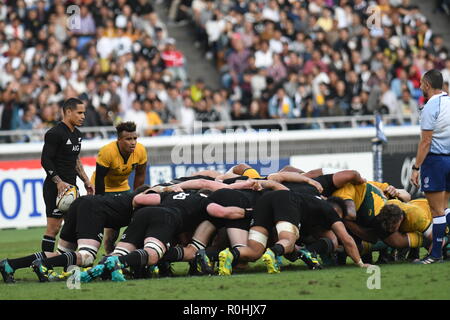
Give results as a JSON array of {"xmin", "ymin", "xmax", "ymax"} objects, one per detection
[
  {"xmin": 144, "ymin": 237, "xmax": 167, "ymax": 259},
  {"xmin": 78, "ymin": 245, "xmax": 98, "ymax": 267},
  {"xmin": 248, "ymin": 229, "xmax": 268, "ymax": 247},
  {"xmin": 276, "ymin": 221, "xmax": 300, "ymax": 240}
]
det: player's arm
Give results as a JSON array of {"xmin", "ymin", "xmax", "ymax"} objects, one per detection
[
  {"xmin": 94, "ymin": 163, "xmax": 109, "ymax": 195},
  {"xmin": 133, "ymin": 163, "xmax": 147, "ymax": 190},
  {"xmin": 331, "ymin": 221, "xmax": 371, "ymax": 267},
  {"xmin": 257, "ymin": 179, "xmax": 290, "ymax": 191},
  {"xmin": 41, "ymin": 130, "xmax": 70, "ymax": 196},
  {"xmin": 206, "ymin": 203, "xmax": 246, "ymax": 220},
  {"xmin": 278, "ymin": 165, "xmax": 305, "ymax": 174},
  {"xmin": 411, "ymin": 130, "xmax": 433, "ymax": 187},
  {"xmin": 132, "ymin": 190, "xmax": 162, "ymax": 207},
  {"xmin": 332, "ymin": 170, "xmax": 366, "ymax": 188},
  {"xmin": 343, "ymin": 199, "xmax": 357, "ymax": 221},
  {"xmin": 343, "ymin": 220, "xmax": 378, "ymax": 243},
  {"xmin": 382, "ymin": 184, "xmax": 411, "ymax": 202},
  {"xmin": 382, "ymin": 231, "xmax": 410, "ymax": 249},
  {"xmin": 172, "ymin": 179, "xmax": 231, "ymax": 191},
  {"xmin": 103, "ymin": 228, "xmax": 119, "ymax": 255},
  {"xmin": 76, "ymin": 156, "xmax": 94, "ymax": 195},
  {"xmin": 267, "ymin": 172, "xmax": 323, "ymax": 193}
]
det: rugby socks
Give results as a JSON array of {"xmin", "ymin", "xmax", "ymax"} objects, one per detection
[
  {"xmin": 306, "ymin": 238, "xmax": 333, "ymax": 255},
  {"xmin": 270, "ymin": 243, "xmax": 285, "ymax": 256},
  {"xmin": 230, "ymin": 247, "xmax": 241, "ymax": 267},
  {"xmin": 118, "ymin": 249, "xmax": 149, "ymax": 268},
  {"xmin": 42, "ymin": 252, "xmax": 78, "ymax": 268},
  {"xmin": 41, "ymin": 235, "xmax": 56, "ymax": 252},
  {"xmin": 430, "ymin": 215, "xmax": 447, "ymax": 258},
  {"xmin": 160, "ymin": 246, "xmax": 184, "ymax": 263},
  {"xmin": 8, "ymin": 252, "xmax": 47, "ymax": 270},
  {"xmin": 205, "ymin": 247, "xmax": 220, "ymax": 262}
]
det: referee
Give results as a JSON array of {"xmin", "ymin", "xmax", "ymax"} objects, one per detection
[
  {"xmin": 410, "ymin": 69, "xmax": 450, "ymax": 264},
  {"xmin": 40, "ymin": 98, "xmax": 94, "ymax": 253}
]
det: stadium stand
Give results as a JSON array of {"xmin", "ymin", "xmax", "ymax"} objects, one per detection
[{"xmin": 0, "ymin": 0, "xmax": 449, "ymax": 142}]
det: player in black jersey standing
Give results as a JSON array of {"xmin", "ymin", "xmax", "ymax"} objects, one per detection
[{"xmin": 40, "ymin": 98, "xmax": 94, "ymax": 253}]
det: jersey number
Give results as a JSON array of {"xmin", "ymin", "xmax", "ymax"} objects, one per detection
[{"xmin": 173, "ymin": 193, "xmax": 190, "ymax": 200}]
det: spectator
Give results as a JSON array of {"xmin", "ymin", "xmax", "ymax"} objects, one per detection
[
  {"xmin": 161, "ymin": 38, "xmax": 188, "ymax": 84},
  {"xmin": 391, "ymin": 69, "xmax": 415, "ymax": 98},
  {"xmin": 380, "ymin": 81, "xmax": 402, "ymax": 125},
  {"xmin": 142, "ymin": 99, "xmax": 163, "ymax": 136},
  {"xmin": 268, "ymin": 87, "xmax": 296, "ymax": 119},
  {"xmin": 399, "ymin": 89, "xmax": 419, "ymax": 125},
  {"xmin": 123, "ymin": 100, "xmax": 148, "ymax": 136}
]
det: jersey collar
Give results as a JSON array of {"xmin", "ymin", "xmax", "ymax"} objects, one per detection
[{"xmin": 428, "ymin": 91, "xmax": 448, "ymax": 103}]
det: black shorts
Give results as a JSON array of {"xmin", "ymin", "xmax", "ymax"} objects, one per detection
[
  {"xmin": 59, "ymin": 196, "xmax": 106, "ymax": 243},
  {"xmin": 43, "ymin": 178, "xmax": 62, "ymax": 218},
  {"xmin": 208, "ymin": 215, "xmax": 252, "ymax": 231},
  {"xmin": 120, "ymin": 207, "xmax": 181, "ymax": 249},
  {"xmin": 252, "ymin": 190, "xmax": 300, "ymax": 231},
  {"xmin": 43, "ymin": 177, "xmax": 77, "ymax": 218}
]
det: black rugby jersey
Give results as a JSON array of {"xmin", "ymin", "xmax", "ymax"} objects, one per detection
[
  {"xmin": 160, "ymin": 191, "xmax": 212, "ymax": 232},
  {"xmin": 41, "ymin": 122, "xmax": 82, "ymax": 184}
]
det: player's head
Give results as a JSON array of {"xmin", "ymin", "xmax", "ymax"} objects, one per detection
[
  {"xmin": 327, "ymin": 196, "xmax": 348, "ymax": 218},
  {"xmin": 375, "ymin": 204, "xmax": 405, "ymax": 234},
  {"xmin": 420, "ymin": 69, "xmax": 443, "ymax": 98},
  {"xmin": 116, "ymin": 121, "xmax": 138, "ymax": 154},
  {"xmin": 62, "ymin": 98, "xmax": 85, "ymax": 127}
]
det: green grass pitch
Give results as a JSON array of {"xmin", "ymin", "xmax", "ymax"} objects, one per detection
[{"xmin": 0, "ymin": 227, "xmax": 449, "ymax": 300}]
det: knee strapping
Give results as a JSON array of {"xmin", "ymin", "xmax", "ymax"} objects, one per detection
[
  {"xmin": 248, "ymin": 230, "xmax": 268, "ymax": 247},
  {"xmin": 78, "ymin": 245, "xmax": 98, "ymax": 267},
  {"xmin": 57, "ymin": 244, "xmax": 75, "ymax": 254},
  {"xmin": 144, "ymin": 240, "xmax": 166, "ymax": 259},
  {"xmin": 113, "ymin": 246, "xmax": 130, "ymax": 256},
  {"xmin": 276, "ymin": 222, "xmax": 299, "ymax": 239}
]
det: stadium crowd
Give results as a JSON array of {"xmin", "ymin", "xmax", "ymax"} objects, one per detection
[
  {"xmin": 1, "ymin": 0, "xmax": 450, "ymax": 142},
  {"xmin": 169, "ymin": 0, "xmax": 450, "ymax": 125}
]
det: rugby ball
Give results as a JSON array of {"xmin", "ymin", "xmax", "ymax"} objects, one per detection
[{"xmin": 56, "ymin": 185, "xmax": 79, "ymax": 212}]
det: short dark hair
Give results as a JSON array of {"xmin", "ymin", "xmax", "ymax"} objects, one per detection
[
  {"xmin": 375, "ymin": 204, "xmax": 405, "ymax": 233},
  {"xmin": 327, "ymin": 196, "xmax": 348, "ymax": 217},
  {"xmin": 423, "ymin": 69, "xmax": 443, "ymax": 89},
  {"xmin": 62, "ymin": 97, "xmax": 83, "ymax": 113},
  {"xmin": 116, "ymin": 121, "xmax": 136, "ymax": 137}
]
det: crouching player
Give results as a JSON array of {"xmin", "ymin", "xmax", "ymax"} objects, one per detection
[
  {"xmin": 80, "ymin": 189, "xmax": 248, "ymax": 282},
  {"xmin": 0, "ymin": 185, "xmax": 152, "ymax": 283}
]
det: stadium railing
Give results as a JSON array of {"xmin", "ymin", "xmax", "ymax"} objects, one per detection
[{"xmin": 0, "ymin": 114, "xmax": 418, "ymax": 141}]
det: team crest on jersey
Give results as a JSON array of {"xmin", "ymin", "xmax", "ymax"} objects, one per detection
[{"xmin": 424, "ymin": 177, "xmax": 430, "ymax": 188}]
